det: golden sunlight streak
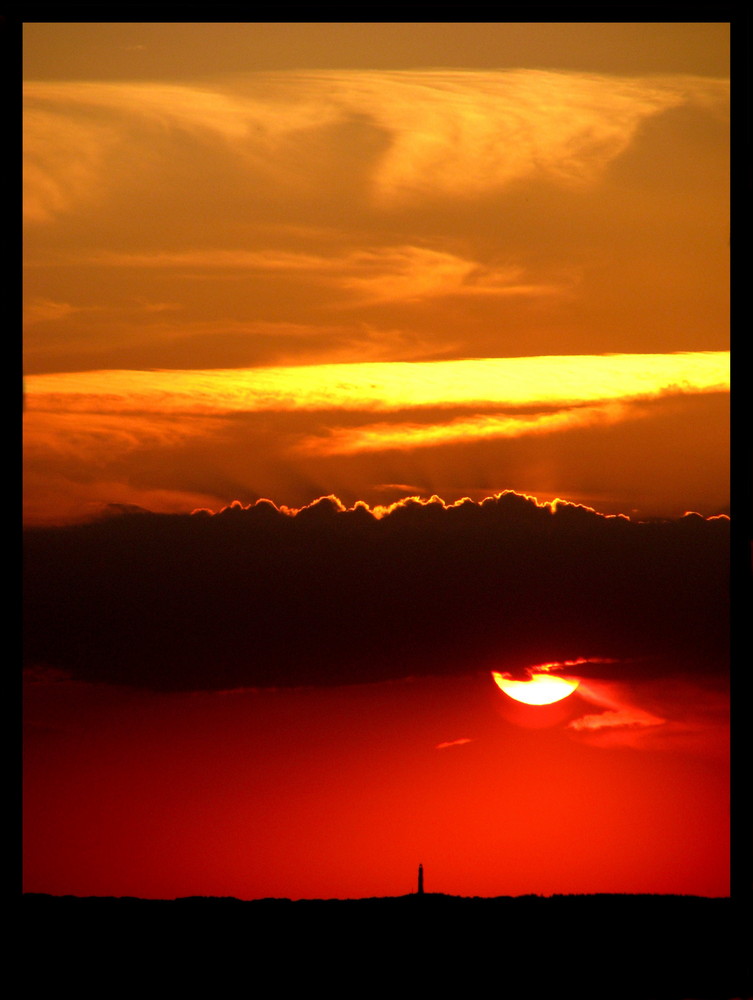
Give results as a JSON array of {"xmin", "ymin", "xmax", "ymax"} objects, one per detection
[
  {"xmin": 294, "ymin": 402, "xmax": 640, "ymax": 455},
  {"xmin": 492, "ymin": 671, "xmax": 580, "ymax": 706},
  {"xmin": 24, "ymin": 353, "xmax": 729, "ymax": 418}
]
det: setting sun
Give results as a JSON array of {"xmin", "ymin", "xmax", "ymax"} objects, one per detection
[{"xmin": 492, "ymin": 670, "xmax": 581, "ymax": 705}]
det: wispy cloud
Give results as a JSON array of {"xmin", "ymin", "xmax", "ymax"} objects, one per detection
[
  {"xmin": 569, "ymin": 704, "xmax": 666, "ymax": 735},
  {"xmin": 70, "ymin": 245, "xmax": 566, "ymax": 306},
  {"xmin": 567, "ymin": 677, "xmax": 728, "ymax": 754},
  {"xmin": 24, "ymin": 299, "xmax": 81, "ymax": 325},
  {"xmin": 23, "ymin": 410, "xmax": 219, "ymax": 462},
  {"xmin": 24, "ymin": 70, "xmax": 728, "ymax": 222}
]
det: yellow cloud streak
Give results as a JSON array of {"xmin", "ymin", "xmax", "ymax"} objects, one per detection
[
  {"xmin": 25, "ymin": 353, "xmax": 729, "ymax": 419},
  {"xmin": 296, "ymin": 403, "xmax": 642, "ymax": 455}
]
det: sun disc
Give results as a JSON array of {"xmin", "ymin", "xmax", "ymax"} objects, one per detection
[{"xmin": 492, "ymin": 671, "xmax": 580, "ymax": 705}]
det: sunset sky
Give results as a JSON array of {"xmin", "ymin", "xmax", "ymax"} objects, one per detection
[{"xmin": 23, "ymin": 22, "xmax": 730, "ymax": 901}]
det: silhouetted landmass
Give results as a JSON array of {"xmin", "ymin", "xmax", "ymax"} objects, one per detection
[
  {"xmin": 24, "ymin": 494, "xmax": 729, "ymax": 692},
  {"xmin": 23, "ymin": 892, "xmax": 748, "ymax": 998},
  {"xmin": 21, "ymin": 891, "xmax": 736, "ymax": 906}
]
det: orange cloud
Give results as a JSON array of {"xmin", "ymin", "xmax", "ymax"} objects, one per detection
[
  {"xmin": 23, "ymin": 410, "xmax": 218, "ymax": 462},
  {"xmin": 23, "ymin": 105, "xmax": 119, "ymax": 223},
  {"xmin": 24, "ymin": 299, "xmax": 81, "ymax": 325},
  {"xmin": 72, "ymin": 245, "xmax": 565, "ymax": 306},
  {"xmin": 23, "ymin": 467, "xmax": 222, "ymax": 526},
  {"xmin": 24, "ymin": 70, "xmax": 728, "ymax": 222}
]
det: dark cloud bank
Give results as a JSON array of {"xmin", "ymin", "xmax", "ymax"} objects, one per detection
[{"xmin": 24, "ymin": 493, "xmax": 729, "ymax": 692}]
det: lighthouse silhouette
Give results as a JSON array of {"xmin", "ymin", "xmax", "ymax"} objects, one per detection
[{"xmin": 417, "ymin": 863, "xmax": 424, "ymax": 895}]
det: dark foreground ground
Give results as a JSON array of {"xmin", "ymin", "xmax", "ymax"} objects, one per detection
[{"xmin": 24, "ymin": 892, "xmax": 749, "ymax": 998}]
